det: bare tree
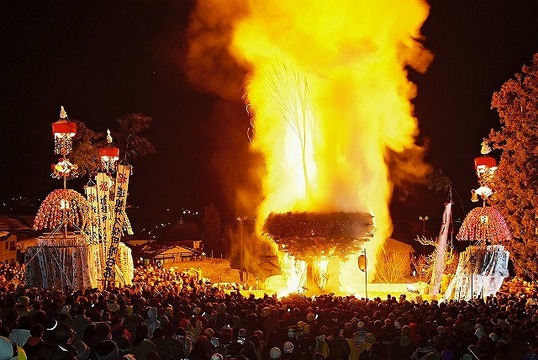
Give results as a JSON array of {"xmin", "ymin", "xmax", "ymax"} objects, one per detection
[
  {"xmin": 374, "ymin": 249, "xmax": 411, "ymax": 283},
  {"xmin": 265, "ymin": 61, "xmax": 316, "ymax": 198}
]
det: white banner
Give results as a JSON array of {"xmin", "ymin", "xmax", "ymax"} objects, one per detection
[
  {"xmin": 84, "ymin": 185, "xmax": 100, "ymax": 245},
  {"xmin": 103, "ymin": 164, "xmax": 131, "ymax": 281},
  {"xmin": 95, "ymin": 173, "xmax": 112, "ymax": 245}
]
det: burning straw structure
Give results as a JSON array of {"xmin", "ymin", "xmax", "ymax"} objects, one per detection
[{"xmin": 264, "ymin": 211, "xmax": 373, "ymax": 294}]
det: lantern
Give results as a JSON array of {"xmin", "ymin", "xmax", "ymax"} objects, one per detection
[
  {"xmin": 358, "ymin": 254, "xmax": 367, "ymax": 271},
  {"xmin": 99, "ymin": 129, "xmax": 120, "ymax": 172},
  {"xmin": 471, "ymin": 189, "xmax": 479, "ymax": 202},
  {"xmin": 474, "ymin": 156, "xmax": 497, "ymax": 176},
  {"xmin": 50, "ymin": 158, "xmax": 79, "ymax": 180},
  {"xmin": 52, "ymin": 106, "xmax": 77, "ymax": 155}
]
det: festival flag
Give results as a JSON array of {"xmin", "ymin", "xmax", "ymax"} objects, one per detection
[
  {"xmin": 84, "ymin": 185, "xmax": 100, "ymax": 244},
  {"xmin": 431, "ymin": 191, "xmax": 453, "ymax": 295},
  {"xmin": 103, "ymin": 164, "xmax": 131, "ymax": 282}
]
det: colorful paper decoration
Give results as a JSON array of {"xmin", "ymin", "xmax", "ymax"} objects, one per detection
[
  {"xmin": 33, "ymin": 189, "xmax": 90, "ymax": 231},
  {"xmin": 457, "ymin": 206, "xmax": 511, "ymax": 244}
]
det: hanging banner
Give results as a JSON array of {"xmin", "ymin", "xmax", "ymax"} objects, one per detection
[
  {"xmin": 96, "ymin": 173, "xmax": 112, "ymax": 245},
  {"xmin": 84, "ymin": 185, "xmax": 100, "ymax": 245},
  {"xmin": 103, "ymin": 164, "xmax": 131, "ymax": 282},
  {"xmin": 431, "ymin": 199, "xmax": 453, "ymax": 295}
]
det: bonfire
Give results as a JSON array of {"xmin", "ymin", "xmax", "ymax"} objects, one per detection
[{"xmin": 264, "ymin": 211, "xmax": 373, "ymax": 294}]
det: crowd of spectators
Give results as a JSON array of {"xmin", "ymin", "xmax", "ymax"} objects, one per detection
[{"xmin": 0, "ymin": 263, "xmax": 535, "ymax": 360}]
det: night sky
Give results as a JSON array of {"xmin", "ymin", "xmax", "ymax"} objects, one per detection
[{"xmin": 1, "ymin": 1, "xmax": 537, "ymax": 241}]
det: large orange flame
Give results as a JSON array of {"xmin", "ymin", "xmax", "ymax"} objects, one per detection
[
  {"xmin": 185, "ymin": 0, "xmax": 432, "ymax": 295},
  {"xmin": 227, "ymin": 0, "xmax": 432, "ymax": 294}
]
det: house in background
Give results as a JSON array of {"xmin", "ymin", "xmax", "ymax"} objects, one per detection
[
  {"xmin": 0, "ymin": 215, "xmax": 35, "ymax": 263},
  {"xmin": 0, "ymin": 232, "xmax": 17, "ymax": 264},
  {"xmin": 375, "ymin": 238, "xmax": 416, "ymax": 283},
  {"xmin": 125, "ymin": 240, "xmax": 203, "ymax": 267}
]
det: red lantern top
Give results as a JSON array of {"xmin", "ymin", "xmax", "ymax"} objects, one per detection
[
  {"xmin": 474, "ymin": 156, "xmax": 497, "ymax": 171},
  {"xmin": 99, "ymin": 147, "xmax": 120, "ymax": 159},
  {"xmin": 52, "ymin": 106, "xmax": 76, "ymax": 136},
  {"xmin": 52, "ymin": 120, "xmax": 77, "ymax": 136}
]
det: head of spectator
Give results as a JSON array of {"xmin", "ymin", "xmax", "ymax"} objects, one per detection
[
  {"xmin": 15, "ymin": 296, "xmax": 30, "ymax": 317},
  {"xmin": 14, "ymin": 314, "xmax": 31, "ymax": 330},
  {"xmin": 53, "ymin": 323, "xmax": 75, "ymax": 348},
  {"xmin": 283, "ymin": 341, "xmax": 294, "ymax": 354},
  {"xmin": 211, "ymin": 353, "xmax": 223, "ymax": 360},
  {"xmin": 95, "ymin": 339, "xmax": 119, "ymax": 360},
  {"xmin": 95, "ymin": 322, "xmax": 111, "ymax": 340},
  {"xmin": 269, "ymin": 346, "xmax": 281, "ymax": 360}
]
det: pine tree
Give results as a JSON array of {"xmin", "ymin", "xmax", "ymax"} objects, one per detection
[
  {"xmin": 70, "ymin": 121, "xmax": 103, "ymax": 177},
  {"xmin": 115, "ymin": 113, "xmax": 155, "ymax": 163},
  {"xmin": 488, "ymin": 53, "xmax": 538, "ymax": 281}
]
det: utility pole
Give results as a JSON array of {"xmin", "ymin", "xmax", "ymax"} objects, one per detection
[
  {"xmin": 237, "ymin": 216, "xmax": 247, "ymax": 282},
  {"xmin": 419, "ymin": 215, "xmax": 429, "ymax": 237},
  {"xmin": 358, "ymin": 249, "xmax": 367, "ymax": 299}
]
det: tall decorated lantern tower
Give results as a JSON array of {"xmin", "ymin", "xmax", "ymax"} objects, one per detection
[
  {"xmin": 445, "ymin": 141, "xmax": 511, "ymax": 300},
  {"xmin": 26, "ymin": 107, "xmax": 134, "ymax": 290}
]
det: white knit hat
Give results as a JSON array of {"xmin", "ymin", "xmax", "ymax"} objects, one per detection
[
  {"xmin": 270, "ymin": 347, "xmax": 281, "ymax": 359},
  {"xmin": 283, "ymin": 341, "xmax": 294, "ymax": 353}
]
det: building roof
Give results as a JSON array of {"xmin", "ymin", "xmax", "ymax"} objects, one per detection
[
  {"xmin": 130, "ymin": 241, "xmax": 196, "ymax": 257},
  {"xmin": 0, "ymin": 216, "xmax": 31, "ymax": 231},
  {"xmin": 0, "ymin": 231, "xmax": 15, "ymax": 240},
  {"xmin": 384, "ymin": 238, "xmax": 415, "ymax": 253}
]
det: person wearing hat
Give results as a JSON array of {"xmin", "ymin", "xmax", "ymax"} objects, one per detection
[
  {"xmin": 356, "ymin": 333, "xmax": 375, "ymax": 360},
  {"xmin": 109, "ymin": 317, "xmax": 131, "ymax": 345},
  {"xmin": 174, "ymin": 327, "xmax": 193, "ymax": 358},
  {"xmin": 388, "ymin": 325, "xmax": 416, "ymax": 360},
  {"xmin": 353, "ymin": 321, "xmax": 367, "ymax": 346},
  {"xmin": 15, "ymin": 297, "xmax": 30, "ymax": 319},
  {"xmin": 322, "ymin": 326, "xmax": 350, "ymax": 360},
  {"xmin": 150, "ymin": 326, "xmax": 185, "ymax": 360},
  {"xmin": 69, "ymin": 305, "xmax": 91, "ymax": 342},
  {"xmin": 131, "ymin": 324, "xmax": 157, "ymax": 360},
  {"xmin": 468, "ymin": 336, "xmax": 494, "ymax": 360},
  {"xmin": 269, "ymin": 347, "xmax": 281, "ymax": 360},
  {"xmin": 8, "ymin": 316, "xmax": 31, "ymax": 347},
  {"xmin": 410, "ymin": 336, "xmax": 439, "ymax": 360},
  {"xmin": 211, "ymin": 353, "xmax": 224, "ymax": 360},
  {"xmin": 281, "ymin": 341, "xmax": 294, "ymax": 360},
  {"xmin": 142, "ymin": 307, "xmax": 160, "ymax": 338},
  {"xmin": 37, "ymin": 323, "xmax": 78, "ymax": 360},
  {"xmin": 106, "ymin": 295, "xmax": 120, "ymax": 314},
  {"xmin": 122, "ymin": 304, "xmax": 144, "ymax": 338}
]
